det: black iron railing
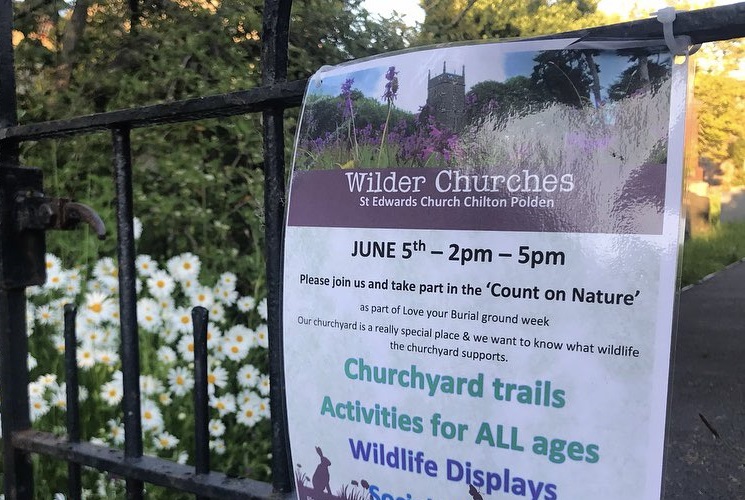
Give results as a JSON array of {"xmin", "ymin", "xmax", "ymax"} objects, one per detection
[{"xmin": 1, "ymin": 1, "xmax": 744, "ymax": 499}]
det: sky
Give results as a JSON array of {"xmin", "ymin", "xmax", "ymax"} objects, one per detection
[{"xmin": 363, "ymin": 0, "xmax": 742, "ymax": 25}]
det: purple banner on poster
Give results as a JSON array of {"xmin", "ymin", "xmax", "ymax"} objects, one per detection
[{"xmin": 287, "ymin": 165, "xmax": 666, "ymax": 234}]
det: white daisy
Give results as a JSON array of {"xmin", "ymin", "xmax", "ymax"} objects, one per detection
[
  {"xmin": 236, "ymin": 295, "xmax": 256, "ymax": 312},
  {"xmin": 77, "ymin": 346, "xmax": 96, "ymax": 369},
  {"xmin": 156, "ymin": 346, "xmax": 177, "ymax": 364},
  {"xmin": 83, "ymin": 292, "xmax": 116, "ymax": 325},
  {"xmin": 255, "ymin": 323, "xmax": 269, "ymax": 349},
  {"xmin": 208, "ymin": 419, "xmax": 225, "ymax": 437},
  {"xmin": 29, "ymin": 397, "xmax": 50, "ymax": 422},
  {"xmin": 101, "ymin": 379, "xmax": 124, "ymax": 406},
  {"xmin": 133, "ymin": 217, "xmax": 143, "ymax": 240},
  {"xmin": 96, "ymin": 350, "xmax": 118, "ymax": 366},
  {"xmin": 176, "ymin": 334, "xmax": 195, "ymax": 362},
  {"xmin": 257, "ymin": 374, "xmax": 270, "ymax": 396},
  {"xmin": 141, "ymin": 400, "xmax": 164, "ymax": 432},
  {"xmin": 218, "ymin": 272, "xmax": 237, "ymax": 291},
  {"xmin": 147, "ymin": 270, "xmax": 175, "ymax": 299},
  {"xmin": 208, "ymin": 302, "xmax": 225, "ymax": 323},
  {"xmin": 107, "ymin": 419, "xmax": 125, "ymax": 445},
  {"xmin": 257, "ymin": 298, "xmax": 268, "ymax": 320},
  {"xmin": 135, "ymin": 254, "xmax": 158, "ymax": 277},
  {"xmin": 167, "ymin": 366, "xmax": 194, "ymax": 397},
  {"xmin": 209, "ymin": 438, "xmax": 226, "ymax": 455},
  {"xmin": 46, "ymin": 269, "xmax": 65, "ymax": 290},
  {"xmin": 207, "ymin": 365, "xmax": 228, "ymax": 392},
  {"xmin": 236, "ymin": 402, "xmax": 260, "ymax": 427},
  {"xmin": 213, "ymin": 284, "xmax": 238, "ymax": 305},
  {"xmin": 45, "ymin": 253, "xmax": 62, "ymax": 274},
  {"xmin": 153, "ymin": 431, "xmax": 180, "ymax": 450},
  {"xmin": 171, "ymin": 307, "xmax": 193, "ymax": 334},
  {"xmin": 158, "ymin": 392, "xmax": 172, "ymax": 406},
  {"xmin": 139, "ymin": 375, "xmax": 163, "ymax": 396},
  {"xmin": 209, "ymin": 393, "xmax": 236, "ymax": 417},
  {"xmin": 167, "ymin": 253, "xmax": 201, "ymax": 282},
  {"xmin": 236, "ymin": 364, "xmax": 260, "ymax": 389},
  {"xmin": 189, "ymin": 286, "xmax": 214, "ymax": 309}
]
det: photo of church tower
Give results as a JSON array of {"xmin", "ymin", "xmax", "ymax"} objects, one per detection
[{"xmin": 426, "ymin": 62, "xmax": 466, "ymax": 131}]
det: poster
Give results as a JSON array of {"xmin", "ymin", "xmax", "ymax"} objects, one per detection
[{"xmin": 283, "ymin": 38, "xmax": 688, "ymax": 500}]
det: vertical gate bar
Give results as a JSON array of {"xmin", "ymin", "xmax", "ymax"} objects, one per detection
[
  {"xmin": 261, "ymin": 0, "xmax": 293, "ymax": 493},
  {"xmin": 0, "ymin": 290, "xmax": 34, "ymax": 499},
  {"xmin": 64, "ymin": 304, "xmax": 82, "ymax": 500},
  {"xmin": 0, "ymin": 0, "xmax": 19, "ymax": 162},
  {"xmin": 191, "ymin": 306, "xmax": 210, "ymax": 500},
  {"xmin": 112, "ymin": 126, "xmax": 145, "ymax": 500}
]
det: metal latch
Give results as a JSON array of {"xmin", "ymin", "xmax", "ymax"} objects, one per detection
[
  {"xmin": 0, "ymin": 165, "xmax": 106, "ymax": 288},
  {"xmin": 15, "ymin": 193, "xmax": 106, "ymax": 239}
]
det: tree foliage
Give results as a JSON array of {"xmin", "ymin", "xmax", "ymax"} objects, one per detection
[
  {"xmin": 694, "ymin": 72, "xmax": 745, "ymax": 167},
  {"xmin": 13, "ymin": 0, "xmax": 413, "ymax": 283},
  {"xmin": 418, "ymin": 0, "xmax": 609, "ymax": 43}
]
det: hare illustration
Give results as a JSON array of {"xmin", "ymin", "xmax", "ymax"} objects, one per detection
[{"xmin": 312, "ymin": 446, "xmax": 332, "ymax": 494}]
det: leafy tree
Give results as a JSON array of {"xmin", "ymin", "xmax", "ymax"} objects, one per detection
[
  {"xmin": 12, "ymin": 0, "xmax": 413, "ymax": 282},
  {"xmin": 418, "ymin": 0, "xmax": 609, "ymax": 43},
  {"xmin": 465, "ymin": 76, "xmax": 543, "ymax": 124},
  {"xmin": 694, "ymin": 72, "xmax": 745, "ymax": 167}
]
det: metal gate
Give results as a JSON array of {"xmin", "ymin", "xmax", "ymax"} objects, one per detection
[{"xmin": 1, "ymin": 1, "xmax": 744, "ymax": 498}]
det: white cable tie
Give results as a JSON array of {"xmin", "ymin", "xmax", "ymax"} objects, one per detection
[{"xmin": 657, "ymin": 7, "xmax": 697, "ymax": 56}]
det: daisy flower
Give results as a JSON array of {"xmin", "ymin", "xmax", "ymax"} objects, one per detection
[
  {"xmin": 156, "ymin": 346, "xmax": 177, "ymax": 364},
  {"xmin": 29, "ymin": 397, "xmax": 50, "ymax": 422},
  {"xmin": 207, "ymin": 365, "xmax": 228, "ymax": 392},
  {"xmin": 236, "ymin": 402, "xmax": 260, "ymax": 427},
  {"xmin": 171, "ymin": 307, "xmax": 193, "ymax": 335},
  {"xmin": 189, "ymin": 286, "xmax": 214, "ymax": 309},
  {"xmin": 147, "ymin": 270, "xmax": 175, "ymax": 299},
  {"xmin": 236, "ymin": 389, "xmax": 259, "ymax": 408},
  {"xmin": 141, "ymin": 400, "xmax": 164, "ymax": 432},
  {"xmin": 101, "ymin": 379, "xmax": 124, "ymax": 406},
  {"xmin": 176, "ymin": 334, "xmax": 195, "ymax": 362},
  {"xmin": 208, "ymin": 302, "xmax": 225, "ymax": 322},
  {"xmin": 206, "ymin": 322, "xmax": 221, "ymax": 349},
  {"xmin": 153, "ymin": 431, "xmax": 180, "ymax": 450},
  {"xmin": 45, "ymin": 253, "xmax": 62, "ymax": 274},
  {"xmin": 223, "ymin": 340, "xmax": 249, "ymax": 362},
  {"xmin": 96, "ymin": 350, "xmax": 118, "ymax": 366},
  {"xmin": 236, "ymin": 295, "xmax": 256, "ymax": 312},
  {"xmin": 133, "ymin": 217, "xmax": 143, "ymax": 240},
  {"xmin": 208, "ymin": 419, "xmax": 225, "ymax": 437},
  {"xmin": 28, "ymin": 354, "xmax": 37, "ymax": 371},
  {"xmin": 236, "ymin": 364, "xmax": 260, "ymax": 389},
  {"xmin": 209, "ymin": 393, "xmax": 236, "ymax": 417},
  {"xmin": 257, "ymin": 298, "xmax": 268, "ymax": 320},
  {"xmin": 158, "ymin": 392, "xmax": 173, "ymax": 406},
  {"xmin": 213, "ymin": 285, "xmax": 238, "ymax": 305},
  {"xmin": 140, "ymin": 375, "xmax": 163, "ymax": 396},
  {"xmin": 167, "ymin": 366, "xmax": 194, "ymax": 397},
  {"xmin": 257, "ymin": 374, "xmax": 270, "ymax": 396},
  {"xmin": 107, "ymin": 420, "xmax": 125, "ymax": 445},
  {"xmin": 46, "ymin": 269, "xmax": 65, "ymax": 290},
  {"xmin": 77, "ymin": 346, "xmax": 96, "ymax": 369},
  {"xmin": 257, "ymin": 397, "xmax": 270, "ymax": 418},
  {"xmin": 218, "ymin": 272, "xmax": 237, "ymax": 291},
  {"xmin": 135, "ymin": 255, "xmax": 158, "ymax": 278},
  {"xmin": 209, "ymin": 439, "xmax": 226, "ymax": 455},
  {"xmin": 167, "ymin": 253, "xmax": 201, "ymax": 282},
  {"xmin": 83, "ymin": 292, "xmax": 116, "ymax": 325},
  {"xmin": 255, "ymin": 323, "xmax": 269, "ymax": 349}
]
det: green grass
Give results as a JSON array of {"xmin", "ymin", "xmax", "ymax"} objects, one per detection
[{"xmin": 680, "ymin": 221, "xmax": 745, "ymax": 287}]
